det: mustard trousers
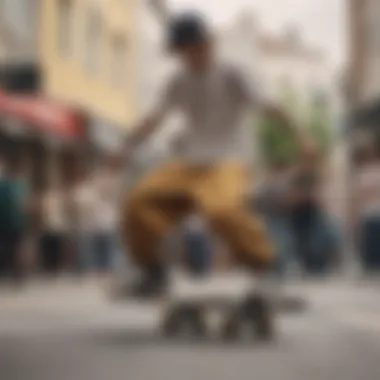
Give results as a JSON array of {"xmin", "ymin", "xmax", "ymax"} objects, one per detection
[{"xmin": 121, "ymin": 161, "xmax": 273, "ymax": 271}]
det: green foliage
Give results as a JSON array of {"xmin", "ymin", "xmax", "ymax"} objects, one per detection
[
  {"xmin": 257, "ymin": 116, "xmax": 298, "ymax": 166},
  {"xmin": 256, "ymin": 103, "xmax": 333, "ymax": 166},
  {"xmin": 308, "ymin": 104, "xmax": 333, "ymax": 153}
]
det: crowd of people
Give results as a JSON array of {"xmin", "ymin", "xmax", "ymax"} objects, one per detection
[
  {"xmin": 182, "ymin": 143, "xmax": 342, "ymax": 279},
  {"xmin": 254, "ymin": 145, "xmax": 341, "ymax": 277},
  {"xmin": 1, "ymin": 140, "xmax": 380, "ymax": 288},
  {"xmin": 181, "ymin": 139, "xmax": 380, "ymax": 279},
  {"xmin": 0, "ymin": 153, "xmax": 123, "ymax": 285}
]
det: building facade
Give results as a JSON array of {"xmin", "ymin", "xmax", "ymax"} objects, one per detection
[
  {"xmin": 348, "ymin": 0, "xmax": 380, "ymax": 108},
  {"xmin": 38, "ymin": 0, "xmax": 140, "ymax": 153},
  {"xmin": 257, "ymin": 29, "xmax": 338, "ymax": 126},
  {"xmin": 0, "ymin": 0, "xmax": 40, "ymax": 93},
  {"xmin": 346, "ymin": 0, "xmax": 380, "ymax": 157},
  {"xmin": 219, "ymin": 13, "xmax": 339, "ymax": 124},
  {"xmin": 0, "ymin": 0, "xmax": 50, "ymax": 191}
]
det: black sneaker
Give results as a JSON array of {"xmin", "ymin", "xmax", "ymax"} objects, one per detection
[{"xmin": 114, "ymin": 264, "xmax": 168, "ymax": 300}]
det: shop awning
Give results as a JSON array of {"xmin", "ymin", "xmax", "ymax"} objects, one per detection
[{"xmin": 0, "ymin": 90, "xmax": 82, "ymax": 139}]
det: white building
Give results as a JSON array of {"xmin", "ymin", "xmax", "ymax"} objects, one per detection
[
  {"xmin": 219, "ymin": 13, "xmax": 340, "ymax": 122},
  {"xmin": 218, "ymin": 12, "xmax": 261, "ymax": 80},
  {"xmin": 260, "ymin": 31, "xmax": 339, "ymax": 124}
]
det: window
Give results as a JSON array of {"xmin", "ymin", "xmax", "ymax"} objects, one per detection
[
  {"xmin": 84, "ymin": 9, "xmax": 102, "ymax": 75},
  {"xmin": 57, "ymin": 0, "xmax": 73, "ymax": 57},
  {"xmin": 110, "ymin": 34, "xmax": 128, "ymax": 88}
]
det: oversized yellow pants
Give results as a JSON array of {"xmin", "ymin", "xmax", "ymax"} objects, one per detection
[{"xmin": 121, "ymin": 161, "xmax": 273, "ymax": 271}]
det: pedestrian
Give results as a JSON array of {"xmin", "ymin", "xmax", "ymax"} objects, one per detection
[
  {"xmin": 39, "ymin": 180, "xmax": 68, "ymax": 277},
  {"xmin": 253, "ymin": 162, "xmax": 296, "ymax": 278},
  {"xmin": 92, "ymin": 154, "xmax": 124, "ymax": 279},
  {"xmin": 288, "ymin": 140, "xmax": 339, "ymax": 275},
  {"xmin": 0, "ymin": 157, "xmax": 30, "ymax": 284},
  {"xmin": 70, "ymin": 166, "xmax": 97, "ymax": 278},
  {"xmin": 120, "ymin": 11, "xmax": 309, "ymax": 298},
  {"xmin": 354, "ymin": 141, "xmax": 380, "ymax": 272},
  {"xmin": 287, "ymin": 140, "xmax": 319, "ymax": 274}
]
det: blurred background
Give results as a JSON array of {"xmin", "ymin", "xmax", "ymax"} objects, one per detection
[{"xmin": 2, "ymin": 1, "xmax": 380, "ymax": 380}]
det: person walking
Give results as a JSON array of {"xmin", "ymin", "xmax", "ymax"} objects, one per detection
[
  {"xmin": 354, "ymin": 142, "xmax": 380, "ymax": 272},
  {"xmin": 253, "ymin": 162, "xmax": 295, "ymax": 278},
  {"xmin": 92, "ymin": 155, "xmax": 124, "ymax": 278},
  {"xmin": 0, "ymin": 158, "xmax": 30, "ymax": 284},
  {"xmin": 39, "ymin": 181, "xmax": 68, "ymax": 276},
  {"xmin": 70, "ymin": 167, "xmax": 97, "ymax": 277}
]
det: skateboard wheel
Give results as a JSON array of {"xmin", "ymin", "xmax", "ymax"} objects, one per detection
[
  {"xmin": 188, "ymin": 306, "xmax": 207, "ymax": 337},
  {"xmin": 162, "ymin": 304, "xmax": 207, "ymax": 338},
  {"xmin": 161, "ymin": 306, "xmax": 183, "ymax": 337},
  {"xmin": 220, "ymin": 313, "xmax": 241, "ymax": 341},
  {"xmin": 243, "ymin": 294, "xmax": 275, "ymax": 341}
]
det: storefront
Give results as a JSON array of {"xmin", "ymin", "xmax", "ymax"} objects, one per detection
[
  {"xmin": 0, "ymin": 90, "xmax": 85, "ymax": 191},
  {"xmin": 341, "ymin": 97, "xmax": 380, "ymax": 269}
]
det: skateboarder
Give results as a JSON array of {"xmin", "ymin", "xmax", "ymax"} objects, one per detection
[{"xmin": 122, "ymin": 12, "xmax": 308, "ymax": 298}]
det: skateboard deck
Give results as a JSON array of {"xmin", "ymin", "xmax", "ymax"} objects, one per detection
[
  {"xmin": 160, "ymin": 271, "xmax": 275, "ymax": 341},
  {"xmin": 167, "ymin": 271, "xmax": 255, "ymax": 306}
]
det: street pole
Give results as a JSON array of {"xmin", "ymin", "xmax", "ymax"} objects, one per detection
[
  {"xmin": 342, "ymin": 80, "xmax": 361, "ymax": 280},
  {"xmin": 148, "ymin": 0, "xmax": 170, "ymax": 25}
]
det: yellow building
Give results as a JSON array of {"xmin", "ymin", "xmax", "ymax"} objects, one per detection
[{"xmin": 38, "ymin": 0, "xmax": 139, "ymax": 142}]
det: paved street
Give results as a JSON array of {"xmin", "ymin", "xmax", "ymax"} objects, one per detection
[{"xmin": 1, "ymin": 278, "xmax": 380, "ymax": 380}]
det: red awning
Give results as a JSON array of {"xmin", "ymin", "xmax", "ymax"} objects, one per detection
[{"xmin": 0, "ymin": 90, "xmax": 82, "ymax": 138}]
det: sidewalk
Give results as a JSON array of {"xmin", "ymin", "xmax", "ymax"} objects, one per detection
[
  {"xmin": 3, "ymin": 274, "xmax": 380, "ymax": 312},
  {"xmin": 2, "ymin": 275, "xmax": 380, "ymax": 338}
]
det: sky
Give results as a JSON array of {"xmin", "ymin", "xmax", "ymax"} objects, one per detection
[{"xmin": 166, "ymin": 0, "xmax": 346, "ymax": 66}]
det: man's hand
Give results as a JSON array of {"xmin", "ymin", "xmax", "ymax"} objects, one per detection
[{"xmin": 124, "ymin": 107, "xmax": 166, "ymax": 156}]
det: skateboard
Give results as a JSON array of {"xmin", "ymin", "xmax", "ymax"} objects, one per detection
[{"xmin": 160, "ymin": 272, "xmax": 275, "ymax": 341}]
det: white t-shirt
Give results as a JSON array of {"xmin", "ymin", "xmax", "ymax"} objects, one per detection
[{"xmin": 161, "ymin": 63, "xmax": 260, "ymax": 164}]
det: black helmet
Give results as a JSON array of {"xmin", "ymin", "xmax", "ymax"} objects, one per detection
[{"xmin": 167, "ymin": 12, "xmax": 210, "ymax": 51}]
